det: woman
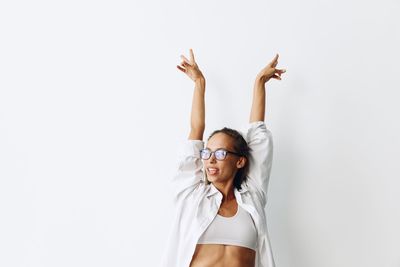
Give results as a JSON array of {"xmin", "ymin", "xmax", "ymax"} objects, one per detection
[{"xmin": 160, "ymin": 49, "xmax": 286, "ymax": 267}]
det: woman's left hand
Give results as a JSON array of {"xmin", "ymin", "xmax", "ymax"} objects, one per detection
[{"xmin": 256, "ymin": 53, "xmax": 286, "ymax": 83}]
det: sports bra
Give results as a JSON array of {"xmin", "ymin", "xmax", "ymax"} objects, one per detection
[{"xmin": 197, "ymin": 204, "xmax": 258, "ymax": 251}]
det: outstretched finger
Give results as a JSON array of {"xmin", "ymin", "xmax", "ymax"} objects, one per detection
[
  {"xmin": 190, "ymin": 48, "xmax": 195, "ymax": 63},
  {"xmin": 270, "ymin": 53, "xmax": 279, "ymax": 64}
]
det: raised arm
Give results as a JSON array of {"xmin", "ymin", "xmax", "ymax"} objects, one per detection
[
  {"xmin": 176, "ymin": 48, "xmax": 206, "ymax": 140},
  {"xmin": 171, "ymin": 49, "xmax": 206, "ymax": 204},
  {"xmin": 249, "ymin": 53, "xmax": 286, "ymax": 123},
  {"xmin": 245, "ymin": 54, "xmax": 286, "ymax": 205},
  {"xmin": 188, "ymin": 78, "xmax": 205, "ymax": 140},
  {"xmin": 249, "ymin": 79, "xmax": 266, "ymax": 122}
]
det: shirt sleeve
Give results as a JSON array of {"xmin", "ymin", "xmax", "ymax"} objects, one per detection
[
  {"xmin": 170, "ymin": 139, "xmax": 205, "ymax": 204},
  {"xmin": 243, "ymin": 121, "xmax": 273, "ymax": 203}
]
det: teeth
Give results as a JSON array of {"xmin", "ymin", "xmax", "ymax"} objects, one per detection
[{"xmin": 208, "ymin": 168, "xmax": 219, "ymax": 174}]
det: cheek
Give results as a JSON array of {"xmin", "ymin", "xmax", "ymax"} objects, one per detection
[{"xmin": 221, "ymin": 162, "xmax": 237, "ymax": 173}]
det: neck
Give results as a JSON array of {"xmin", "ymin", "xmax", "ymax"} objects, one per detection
[{"xmin": 212, "ymin": 181, "xmax": 236, "ymax": 203}]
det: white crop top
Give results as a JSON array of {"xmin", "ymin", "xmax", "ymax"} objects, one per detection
[{"xmin": 197, "ymin": 204, "xmax": 258, "ymax": 251}]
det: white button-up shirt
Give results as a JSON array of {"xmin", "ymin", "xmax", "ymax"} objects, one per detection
[{"xmin": 160, "ymin": 121, "xmax": 276, "ymax": 267}]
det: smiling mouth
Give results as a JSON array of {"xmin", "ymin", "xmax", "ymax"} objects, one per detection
[{"xmin": 207, "ymin": 168, "xmax": 219, "ymax": 175}]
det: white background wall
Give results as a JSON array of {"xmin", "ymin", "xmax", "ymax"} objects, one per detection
[{"xmin": 1, "ymin": 0, "xmax": 399, "ymax": 266}]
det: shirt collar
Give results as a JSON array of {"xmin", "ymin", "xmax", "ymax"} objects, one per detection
[{"xmin": 206, "ymin": 182, "xmax": 249, "ymax": 198}]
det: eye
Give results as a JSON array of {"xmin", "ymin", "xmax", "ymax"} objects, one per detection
[
  {"xmin": 200, "ymin": 149, "xmax": 211, "ymax": 158},
  {"xmin": 215, "ymin": 149, "xmax": 227, "ymax": 158}
]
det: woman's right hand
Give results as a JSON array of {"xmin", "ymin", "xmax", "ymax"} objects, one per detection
[{"xmin": 176, "ymin": 48, "xmax": 204, "ymax": 82}]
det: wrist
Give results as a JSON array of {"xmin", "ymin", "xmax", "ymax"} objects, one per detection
[
  {"xmin": 254, "ymin": 76, "xmax": 267, "ymax": 88},
  {"xmin": 196, "ymin": 75, "xmax": 205, "ymax": 81},
  {"xmin": 256, "ymin": 74, "xmax": 267, "ymax": 83},
  {"xmin": 195, "ymin": 77, "xmax": 206, "ymax": 86}
]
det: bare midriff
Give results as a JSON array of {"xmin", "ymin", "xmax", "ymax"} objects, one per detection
[
  {"xmin": 189, "ymin": 243, "xmax": 256, "ymax": 267},
  {"xmin": 189, "ymin": 197, "xmax": 256, "ymax": 267}
]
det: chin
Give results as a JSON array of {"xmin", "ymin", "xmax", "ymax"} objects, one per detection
[
  {"xmin": 206, "ymin": 175, "xmax": 217, "ymax": 183},
  {"xmin": 208, "ymin": 176, "xmax": 223, "ymax": 183}
]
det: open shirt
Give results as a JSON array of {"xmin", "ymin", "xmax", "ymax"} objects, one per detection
[{"xmin": 160, "ymin": 121, "xmax": 276, "ymax": 267}]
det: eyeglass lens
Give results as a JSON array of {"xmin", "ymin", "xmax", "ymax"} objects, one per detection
[{"xmin": 201, "ymin": 149, "xmax": 226, "ymax": 160}]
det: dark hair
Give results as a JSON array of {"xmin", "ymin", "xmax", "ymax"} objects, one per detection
[{"xmin": 205, "ymin": 127, "xmax": 251, "ymax": 191}]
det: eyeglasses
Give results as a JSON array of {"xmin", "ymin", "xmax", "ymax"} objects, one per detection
[{"xmin": 199, "ymin": 148, "xmax": 242, "ymax": 161}]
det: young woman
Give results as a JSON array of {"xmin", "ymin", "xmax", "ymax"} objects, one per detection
[{"xmin": 160, "ymin": 49, "xmax": 286, "ymax": 267}]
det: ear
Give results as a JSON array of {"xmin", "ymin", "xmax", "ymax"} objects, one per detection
[{"xmin": 236, "ymin": 157, "xmax": 246, "ymax": 169}]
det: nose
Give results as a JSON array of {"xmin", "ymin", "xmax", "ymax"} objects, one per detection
[{"xmin": 208, "ymin": 152, "xmax": 217, "ymax": 162}]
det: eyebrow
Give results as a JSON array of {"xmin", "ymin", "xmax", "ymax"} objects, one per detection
[{"xmin": 205, "ymin": 147, "xmax": 228, "ymax": 150}]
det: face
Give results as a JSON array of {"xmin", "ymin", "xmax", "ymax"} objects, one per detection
[{"xmin": 203, "ymin": 133, "xmax": 246, "ymax": 184}]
